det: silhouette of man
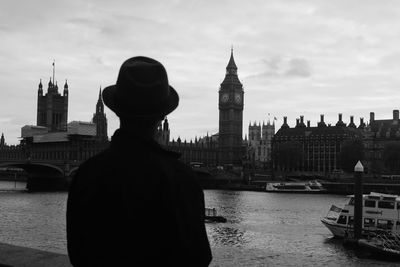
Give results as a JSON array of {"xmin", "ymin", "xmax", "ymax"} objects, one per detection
[{"xmin": 67, "ymin": 57, "xmax": 212, "ymax": 266}]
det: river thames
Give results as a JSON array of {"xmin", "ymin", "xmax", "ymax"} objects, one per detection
[{"xmin": 0, "ymin": 182, "xmax": 397, "ymax": 266}]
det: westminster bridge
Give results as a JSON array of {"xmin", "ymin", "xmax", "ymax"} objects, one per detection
[{"xmin": 0, "ymin": 137, "xmax": 109, "ymax": 191}]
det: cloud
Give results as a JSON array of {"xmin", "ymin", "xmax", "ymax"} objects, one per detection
[
  {"xmin": 285, "ymin": 58, "xmax": 311, "ymax": 77},
  {"xmin": 245, "ymin": 56, "xmax": 312, "ymax": 79}
]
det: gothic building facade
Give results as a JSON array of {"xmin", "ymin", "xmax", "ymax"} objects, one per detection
[
  {"xmin": 92, "ymin": 88, "xmax": 108, "ymax": 141},
  {"xmin": 218, "ymin": 49, "xmax": 244, "ymax": 165},
  {"xmin": 272, "ymin": 114, "xmax": 362, "ymax": 173},
  {"xmin": 247, "ymin": 120, "xmax": 275, "ymax": 167},
  {"xmin": 36, "ymin": 78, "xmax": 69, "ymax": 132}
]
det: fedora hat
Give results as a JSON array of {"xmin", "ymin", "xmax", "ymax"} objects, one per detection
[{"xmin": 102, "ymin": 56, "xmax": 179, "ymax": 119}]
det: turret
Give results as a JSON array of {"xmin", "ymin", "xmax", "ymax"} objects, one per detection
[
  {"xmin": 38, "ymin": 79, "xmax": 43, "ymax": 96},
  {"xmin": 0, "ymin": 133, "xmax": 5, "ymax": 147},
  {"xmin": 298, "ymin": 115, "xmax": 306, "ymax": 128},
  {"xmin": 163, "ymin": 118, "xmax": 169, "ymax": 131},
  {"xmin": 96, "ymin": 87, "xmax": 104, "ymax": 114},
  {"xmin": 394, "ymin": 110, "xmax": 399, "ymax": 121},
  {"xmin": 92, "ymin": 86, "xmax": 108, "ymax": 140},
  {"xmin": 63, "ymin": 80, "xmax": 69, "ymax": 96},
  {"xmin": 370, "ymin": 112, "xmax": 375, "ymax": 123},
  {"xmin": 47, "ymin": 77, "xmax": 54, "ymax": 93}
]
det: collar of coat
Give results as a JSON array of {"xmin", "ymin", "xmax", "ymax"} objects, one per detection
[{"xmin": 110, "ymin": 129, "xmax": 181, "ymax": 159}]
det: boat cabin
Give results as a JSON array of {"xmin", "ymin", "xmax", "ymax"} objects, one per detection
[{"xmin": 334, "ymin": 192, "xmax": 400, "ymax": 232}]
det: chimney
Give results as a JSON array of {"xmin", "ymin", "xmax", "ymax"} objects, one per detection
[
  {"xmin": 348, "ymin": 116, "xmax": 356, "ymax": 128},
  {"xmin": 281, "ymin": 116, "xmax": 289, "ymax": 129},
  {"xmin": 307, "ymin": 120, "xmax": 310, "ymax": 128},
  {"xmin": 359, "ymin": 117, "xmax": 365, "ymax": 129},
  {"xmin": 394, "ymin": 110, "xmax": 399, "ymax": 120},
  {"xmin": 336, "ymin": 113, "xmax": 346, "ymax": 127},
  {"xmin": 318, "ymin": 114, "xmax": 326, "ymax": 127},
  {"xmin": 370, "ymin": 112, "xmax": 375, "ymax": 123},
  {"xmin": 296, "ymin": 118, "xmax": 299, "ymax": 127}
]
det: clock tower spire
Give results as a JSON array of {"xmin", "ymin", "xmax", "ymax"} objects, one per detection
[{"xmin": 218, "ymin": 48, "xmax": 244, "ymax": 165}]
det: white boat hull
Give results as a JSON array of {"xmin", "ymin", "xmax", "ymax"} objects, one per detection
[{"xmin": 321, "ymin": 218, "xmax": 352, "ymax": 238}]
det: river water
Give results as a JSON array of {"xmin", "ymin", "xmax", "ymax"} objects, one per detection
[{"xmin": 0, "ymin": 182, "xmax": 397, "ymax": 266}]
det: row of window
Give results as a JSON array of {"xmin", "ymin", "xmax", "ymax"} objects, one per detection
[{"xmin": 337, "ymin": 215, "xmax": 398, "ymax": 230}]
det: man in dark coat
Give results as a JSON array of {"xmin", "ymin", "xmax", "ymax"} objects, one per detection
[{"xmin": 67, "ymin": 57, "xmax": 212, "ymax": 266}]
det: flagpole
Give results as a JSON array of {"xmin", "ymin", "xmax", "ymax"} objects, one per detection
[{"xmin": 53, "ymin": 59, "xmax": 55, "ymax": 85}]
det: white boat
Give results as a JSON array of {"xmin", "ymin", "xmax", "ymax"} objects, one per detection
[
  {"xmin": 322, "ymin": 192, "xmax": 400, "ymax": 238},
  {"xmin": 265, "ymin": 180, "xmax": 326, "ymax": 193}
]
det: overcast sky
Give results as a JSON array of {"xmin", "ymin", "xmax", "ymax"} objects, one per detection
[{"xmin": 2, "ymin": 0, "xmax": 400, "ymax": 144}]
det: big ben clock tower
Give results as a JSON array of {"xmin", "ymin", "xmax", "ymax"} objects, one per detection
[{"xmin": 218, "ymin": 49, "xmax": 244, "ymax": 165}]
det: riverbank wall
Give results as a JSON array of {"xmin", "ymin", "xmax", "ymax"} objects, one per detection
[{"xmin": 0, "ymin": 242, "xmax": 70, "ymax": 267}]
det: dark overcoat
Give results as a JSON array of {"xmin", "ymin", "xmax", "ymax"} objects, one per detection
[{"xmin": 67, "ymin": 129, "xmax": 212, "ymax": 266}]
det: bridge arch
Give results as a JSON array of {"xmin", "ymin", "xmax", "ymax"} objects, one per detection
[
  {"xmin": 68, "ymin": 166, "xmax": 79, "ymax": 177},
  {"xmin": 0, "ymin": 162, "xmax": 64, "ymax": 177}
]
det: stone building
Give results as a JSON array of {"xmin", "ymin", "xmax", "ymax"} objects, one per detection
[
  {"xmin": 168, "ymin": 135, "xmax": 218, "ymax": 166},
  {"xmin": 92, "ymin": 88, "xmax": 108, "ymax": 141},
  {"xmin": 218, "ymin": 49, "xmax": 244, "ymax": 165},
  {"xmin": 36, "ymin": 75, "xmax": 69, "ymax": 132},
  {"xmin": 248, "ymin": 120, "xmax": 275, "ymax": 167},
  {"xmin": 272, "ymin": 114, "xmax": 362, "ymax": 174},
  {"xmin": 363, "ymin": 110, "xmax": 400, "ymax": 174}
]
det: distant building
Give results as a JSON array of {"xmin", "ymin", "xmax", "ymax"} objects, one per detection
[
  {"xmin": 168, "ymin": 135, "xmax": 219, "ymax": 167},
  {"xmin": 363, "ymin": 110, "xmax": 400, "ymax": 174},
  {"xmin": 0, "ymin": 133, "xmax": 4, "ymax": 147},
  {"xmin": 92, "ymin": 88, "xmax": 108, "ymax": 141},
  {"xmin": 218, "ymin": 49, "xmax": 244, "ymax": 165},
  {"xmin": 272, "ymin": 114, "xmax": 361, "ymax": 174},
  {"xmin": 155, "ymin": 118, "xmax": 170, "ymax": 146},
  {"xmin": 36, "ymin": 77, "xmax": 68, "ymax": 132},
  {"xmin": 247, "ymin": 120, "xmax": 275, "ymax": 167}
]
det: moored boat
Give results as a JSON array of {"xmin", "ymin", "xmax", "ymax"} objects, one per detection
[
  {"xmin": 322, "ymin": 192, "xmax": 400, "ymax": 238},
  {"xmin": 266, "ymin": 180, "xmax": 326, "ymax": 193},
  {"xmin": 358, "ymin": 232, "xmax": 400, "ymax": 259}
]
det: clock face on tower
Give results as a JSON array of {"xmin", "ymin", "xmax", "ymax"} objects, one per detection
[
  {"xmin": 221, "ymin": 93, "xmax": 229, "ymax": 103},
  {"xmin": 234, "ymin": 93, "xmax": 242, "ymax": 104}
]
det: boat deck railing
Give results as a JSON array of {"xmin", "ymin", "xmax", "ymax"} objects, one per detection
[{"xmin": 374, "ymin": 232, "xmax": 400, "ymax": 250}]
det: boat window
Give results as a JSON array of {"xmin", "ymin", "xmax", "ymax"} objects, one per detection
[
  {"xmin": 378, "ymin": 201, "xmax": 395, "ymax": 209},
  {"xmin": 348, "ymin": 198, "xmax": 354, "ymax": 206},
  {"xmin": 337, "ymin": 215, "xmax": 347, "ymax": 224},
  {"xmin": 348, "ymin": 216, "xmax": 354, "ymax": 226},
  {"xmin": 364, "ymin": 218, "xmax": 375, "ymax": 227},
  {"xmin": 396, "ymin": 221, "xmax": 400, "ymax": 230},
  {"xmin": 383, "ymin": 197, "xmax": 396, "ymax": 201},
  {"xmin": 368, "ymin": 196, "xmax": 380, "ymax": 200},
  {"xmin": 364, "ymin": 200, "xmax": 375, "ymax": 208},
  {"xmin": 377, "ymin": 219, "xmax": 393, "ymax": 230}
]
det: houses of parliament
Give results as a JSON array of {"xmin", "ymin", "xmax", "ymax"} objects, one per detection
[{"xmin": 0, "ymin": 51, "xmax": 246, "ymax": 168}]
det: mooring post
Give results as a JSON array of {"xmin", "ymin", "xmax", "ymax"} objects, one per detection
[{"xmin": 354, "ymin": 161, "xmax": 364, "ymax": 240}]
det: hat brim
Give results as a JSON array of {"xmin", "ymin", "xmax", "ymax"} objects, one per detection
[{"xmin": 102, "ymin": 84, "xmax": 179, "ymax": 119}]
